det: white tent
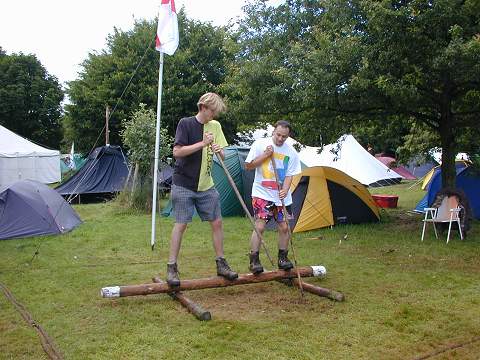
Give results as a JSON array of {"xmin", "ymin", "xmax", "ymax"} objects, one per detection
[
  {"xmin": 0, "ymin": 125, "xmax": 61, "ymax": 187},
  {"xmin": 316, "ymin": 134, "xmax": 403, "ymax": 187}
]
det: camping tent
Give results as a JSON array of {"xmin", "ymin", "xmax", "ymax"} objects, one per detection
[
  {"xmin": 376, "ymin": 156, "xmax": 416, "ymax": 180},
  {"xmin": 415, "ymin": 166, "xmax": 480, "ymax": 219},
  {"xmin": 404, "ymin": 157, "xmax": 438, "ymax": 179},
  {"xmin": 162, "ymin": 146, "xmax": 253, "ymax": 217},
  {"xmin": 163, "ymin": 147, "xmax": 380, "ymax": 232},
  {"xmin": 0, "ymin": 125, "xmax": 61, "ymax": 187},
  {"xmin": 288, "ymin": 166, "xmax": 380, "ymax": 232},
  {"xmin": 316, "ymin": 135, "xmax": 403, "ymax": 187},
  {"xmin": 421, "ymin": 160, "xmax": 469, "ymax": 190},
  {"xmin": 55, "ymin": 145, "xmax": 129, "ymax": 196},
  {"xmin": 0, "ymin": 180, "xmax": 82, "ymax": 240}
]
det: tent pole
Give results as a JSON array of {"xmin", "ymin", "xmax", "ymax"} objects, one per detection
[
  {"xmin": 105, "ymin": 106, "xmax": 110, "ymax": 146},
  {"xmin": 270, "ymin": 158, "xmax": 304, "ymax": 296}
]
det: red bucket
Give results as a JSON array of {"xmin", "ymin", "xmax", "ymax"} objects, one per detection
[{"xmin": 372, "ymin": 194, "xmax": 398, "ymax": 208}]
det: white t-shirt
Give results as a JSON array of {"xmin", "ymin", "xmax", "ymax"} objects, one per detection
[{"xmin": 245, "ymin": 137, "xmax": 302, "ymax": 206}]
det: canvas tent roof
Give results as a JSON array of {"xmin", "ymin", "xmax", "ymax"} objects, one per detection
[
  {"xmin": 316, "ymin": 135, "xmax": 403, "ymax": 187},
  {"xmin": 375, "ymin": 156, "xmax": 416, "ymax": 180},
  {"xmin": 0, "ymin": 125, "xmax": 61, "ymax": 187},
  {"xmin": 55, "ymin": 145, "xmax": 129, "ymax": 196},
  {"xmin": 0, "ymin": 180, "xmax": 82, "ymax": 240}
]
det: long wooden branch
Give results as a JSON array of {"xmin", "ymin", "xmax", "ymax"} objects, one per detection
[
  {"xmin": 152, "ymin": 277, "xmax": 211, "ymax": 321},
  {"xmin": 278, "ymin": 279, "xmax": 345, "ymax": 302},
  {"xmin": 101, "ymin": 266, "xmax": 326, "ymax": 298}
]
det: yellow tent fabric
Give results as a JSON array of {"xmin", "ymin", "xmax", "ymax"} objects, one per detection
[{"xmin": 290, "ymin": 167, "xmax": 380, "ymax": 233}]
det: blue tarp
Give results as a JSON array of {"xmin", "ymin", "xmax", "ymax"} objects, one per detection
[{"xmin": 0, "ymin": 180, "xmax": 82, "ymax": 240}]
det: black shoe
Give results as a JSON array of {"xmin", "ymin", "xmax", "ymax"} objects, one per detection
[
  {"xmin": 249, "ymin": 251, "xmax": 264, "ymax": 274},
  {"xmin": 216, "ymin": 257, "xmax": 238, "ymax": 280},
  {"xmin": 166, "ymin": 263, "xmax": 180, "ymax": 287},
  {"xmin": 278, "ymin": 249, "xmax": 294, "ymax": 270}
]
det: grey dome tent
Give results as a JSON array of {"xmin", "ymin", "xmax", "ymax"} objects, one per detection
[
  {"xmin": 55, "ymin": 145, "xmax": 129, "ymax": 196},
  {"xmin": 0, "ymin": 180, "xmax": 82, "ymax": 240}
]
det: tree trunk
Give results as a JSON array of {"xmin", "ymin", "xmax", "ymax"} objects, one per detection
[
  {"xmin": 131, "ymin": 162, "xmax": 139, "ymax": 193},
  {"xmin": 439, "ymin": 92, "xmax": 456, "ymax": 189}
]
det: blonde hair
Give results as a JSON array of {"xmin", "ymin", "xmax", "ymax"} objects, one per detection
[{"xmin": 197, "ymin": 92, "xmax": 227, "ymax": 114}]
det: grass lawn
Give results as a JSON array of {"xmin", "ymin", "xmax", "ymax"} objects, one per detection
[{"xmin": 1, "ymin": 181, "xmax": 479, "ymax": 359}]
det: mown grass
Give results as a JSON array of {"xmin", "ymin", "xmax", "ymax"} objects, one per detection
[{"xmin": 0, "ymin": 181, "xmax": 479, "ymax": 359}]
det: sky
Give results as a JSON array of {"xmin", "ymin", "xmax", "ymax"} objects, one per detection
[{"xmin": 0, "ymin": 0, "xmax": 273, "ymax": 86}]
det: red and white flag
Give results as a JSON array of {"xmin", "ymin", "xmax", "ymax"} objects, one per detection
[{"xmin": 155, "ymin": 0, "xmax": 179, "ymax": 55}]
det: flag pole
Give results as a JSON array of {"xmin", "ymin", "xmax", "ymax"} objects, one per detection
[{"xmin": 151, "ymin": 51, "xmax": 165, "ymax": 250}]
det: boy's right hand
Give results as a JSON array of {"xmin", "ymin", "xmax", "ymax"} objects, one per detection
[{"xmin": 203, "ymin": 132, "xmax": 214, "ymax": 147}]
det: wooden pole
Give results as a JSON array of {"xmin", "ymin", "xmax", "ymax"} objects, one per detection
[
  {"xmin": 152, "ymin": 277, "xmax": 211, "ymax": 321},
  {"xmin": 101, "ymin": 266, "xmax": 325, "ymax": 298},
  {"xmin": 278, "ymin": 279, "xmax": 345, "ymax": 302},
  {"xmin": 105, "ymin": 105, "xmax": 110, "ymax": 146},
  {"xmin": 214, "ymin": 150, "xmax": 274, "ymax": 266},
  {"xmin": 270, "ymin": 158, "xmax": 304, "ymax": 296}
]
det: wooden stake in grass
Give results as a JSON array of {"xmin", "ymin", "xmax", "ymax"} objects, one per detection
[{"xmin": 101, "ymin": 265, "xmax": 326, "ymax": 298}]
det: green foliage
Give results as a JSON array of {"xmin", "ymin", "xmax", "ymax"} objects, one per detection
[
  {"xmin": 0, "ymin": 51, "xmax": 64, "ymax": 148},
  {"xmin": 120, "ymin": 103, "xmax": 173, "ymax": 176},
  {"xmin": 64, "ymin": 13, "xmax": 234, "ymax": 153},
  {"xmin": 225, "ymin": 0, "xmax": 480, "ymax": 186}
]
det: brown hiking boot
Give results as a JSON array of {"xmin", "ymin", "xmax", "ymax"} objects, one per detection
[
  {"xmin": 216, "ymin": 257, "xmax": 238, "ymax": 280},
  {"xmin": 278, "ymin": 249, "xmax": 294, "ymax": 270},
  {"xmin": 249, "ymin": 251, "xmax": 264, "ymax": 274},
  {"xmin": 166, "ymin": 262, "xmax": 180, "ymax": 287}
]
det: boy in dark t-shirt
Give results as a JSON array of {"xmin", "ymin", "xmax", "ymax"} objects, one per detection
[{"xmin": 166, "ymin": 93, "xmax": 238, "ymax": 286}]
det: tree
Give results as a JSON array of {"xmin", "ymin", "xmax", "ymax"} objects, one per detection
[
  {"xmin": 227, "ymin": 0, "xmax": 480, "ymax": 187},
  {"xmin": 64, "ymin": 11, "xmax": 234, "ymax": 154},
  {"xmin": 120, "ymin": 103, "xmax": 173, "ymax": 177},
  {"xmin": 0, "ymin": 51, "xmax": 64, "ymax": 148}
]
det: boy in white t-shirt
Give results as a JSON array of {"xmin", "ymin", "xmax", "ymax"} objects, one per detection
[{"xmin": 244, "ymin": 120, "xmax": 302, "ymax": 274}]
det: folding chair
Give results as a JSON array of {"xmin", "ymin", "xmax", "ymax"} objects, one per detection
[{"xmin": 421, "ymin": 196, "xmax": 463, "ymax": 243}]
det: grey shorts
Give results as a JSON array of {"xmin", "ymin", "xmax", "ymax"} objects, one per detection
[{"xmin": 171, "ymin": 184, "xmax": 222, "ymax": 223}]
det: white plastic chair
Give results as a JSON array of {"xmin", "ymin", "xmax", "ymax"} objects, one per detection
[{"xmin": 421, "ymin": 196, "xmax": 463, "ymax": 243}]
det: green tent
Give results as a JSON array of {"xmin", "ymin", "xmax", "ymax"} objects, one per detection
[{"xmin": 162, "ymin": 146, "xmax": 253, "ymax": 217}]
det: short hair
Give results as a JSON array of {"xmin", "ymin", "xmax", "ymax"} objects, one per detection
[
  {"xmin": 274, "ymin": 120, "xmax": 292, "ymax": 134},
  {"xmin": 197, "ymin": 92, "xmax": 227, "ymax": 114}
]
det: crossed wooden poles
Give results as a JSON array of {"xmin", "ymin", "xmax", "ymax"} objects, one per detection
[
  {"xmin": 101, "ymin": 266, "xmax": 345, "ymax": 321},
  {"xmin": 101, "ymin": 150, "xmax": 345, "ymax": 320}
]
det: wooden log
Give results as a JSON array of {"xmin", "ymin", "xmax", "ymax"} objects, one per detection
[
  {"xmin": 152, "ymin": 277, "xmax": 211, "ymax": 321},
  {"xmin": 279, "ymin": 279, "xmax": 345, "ymax": 302},
  {"xmin": 101, "ymin": 265, "xmax": 326, "ymax": 298}
]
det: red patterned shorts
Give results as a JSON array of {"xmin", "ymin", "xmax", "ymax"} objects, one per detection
[{"xmin": 252, "ymin": 197, "xmax": 292, "ymax": 223}]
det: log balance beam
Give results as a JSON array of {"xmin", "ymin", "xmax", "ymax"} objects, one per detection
[
  {"xmin": 101, "ymin": 265, "xmax": 343, "ymax": 301},
  {"xmin": 152, "ymin": 277, "xmax": 212, "ymax": 321}
]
